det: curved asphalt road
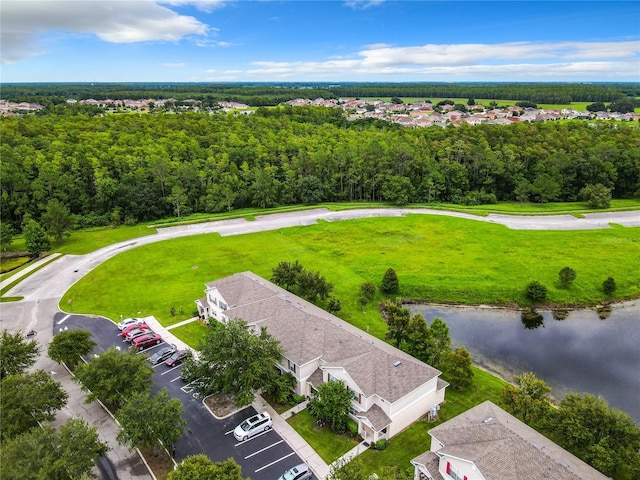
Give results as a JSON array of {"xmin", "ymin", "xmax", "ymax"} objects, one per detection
[{"xmin": 1, "ymin": 207, "xmax": 638, "ymax": 479}]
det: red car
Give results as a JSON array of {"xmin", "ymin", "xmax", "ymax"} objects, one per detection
[
  {"xmin": 165, "ymin": 350, "xmax": 189, "ymax": 367},
  {"xmin": 132, "ymin": 333, "xmax": 163, "ymax": 350},
  {"xmin": 122, "ymin": 322, "xmax": 149, "ymax": 337}
]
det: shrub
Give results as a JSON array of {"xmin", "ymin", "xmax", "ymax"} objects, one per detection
[
  {"xmin": 602, "ymin": 277, "xmax": 617, "ymax": 296},
  {"xmin": 558, "ymin": 267, "xmax": 577, "ymax": 287},
  {"xmin": 381, "ymin": 268, "xmax": 399, "ymax": 294},
  {"xmin": 526, "ymin": 281, "xmax": 547, "ymax": 303},
  {"xmin": 372, "ymin": 438, "xmax": 388, "ymax": 450},
  {"xmin": 346, "ymin": 418, "xmax": 359, "ymax": 437}
]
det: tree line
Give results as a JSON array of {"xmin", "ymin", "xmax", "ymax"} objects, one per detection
[
  {"xmin": 1, "ymin": 108, "xmax": 639, "ymax": 236},
  {"xmin": 1, "ymin": 82, "xmax": 635, "ymax": 106}
]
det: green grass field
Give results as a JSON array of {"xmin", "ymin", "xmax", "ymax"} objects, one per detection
[{"xmin": 60, "ymin": 215, "xmax": 640, "ymax": 336}]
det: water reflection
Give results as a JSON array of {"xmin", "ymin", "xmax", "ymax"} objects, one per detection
[
  {"xmin": 521, "ymin": 309, "xmax": 544, "ymax": 329},
  {"xmin": 410, "ymin": 301, "xmax": 640, "ymax": 422}
]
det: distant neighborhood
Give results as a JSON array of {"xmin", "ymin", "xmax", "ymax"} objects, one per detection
[{"xmin": 2, "ymin": 96, "xmax": 639, "ymax": 127}]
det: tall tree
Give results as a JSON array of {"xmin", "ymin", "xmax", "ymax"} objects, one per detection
[
  {"xmin": 41, "ymin": 198, "xmax": 73, "ymax": 243},
  {"xmin": 531, "ymin": 173, "xmax": 561, "ymax": 204},
  {"xmin": 0, "ymin": 370, "xmax": 69, "ymax": 441},
  {"xmin": 442, "ymin": 346, "xmax": 474, "ymax": 391},
  {"xmin": 0, "ymin": 418, "xmax": 108, "ymax": 480},
  {"xmin": 384, "ymin": 298, "xmax": 411, "ymax": 348},
  {"xmin": 271, "ymin": 260, "xmax": 304, "ymax": 291},
  {"xmin": 580, "ymin": 183, "xmax": 612, "ymax": 209},
  {"xmin": 74, "ymin": 347, "xmax": 154, "ymax": 410},
  {"xmin": 168, "ymin": 456, "xmax": 246, "ymax": 480},
  {"xmin": 426, "ymin": 317, "xmax": 451, "ymax": 367},
  {"xmin": 48, "ymin": 329, "xmax": 96, "ymax": 370},
  {"xmin": 328, "ymin": 457, "xmax": 411, "ymax": 480},
  {"xmin": 548, "ymin": 393, "xmax": 640, "ymax": 478},
  {"xmin": 0, "ymin": 329, "xmax": 40, "ymax": 379},
  {"xmin": 22, "ymin": 215, "xmax": 50, "ymax": 256},
  {"xmin": 117, "ymin": 388, "xmax": 186, "ymax": 457},
  {"xmin": 191, "ymin": 319, "xmax": 283, "ymax": 406},
  {"xmin": 0, "ymin": 221, "xmax": 14, "ymax": 252},
  {"xmin": 500, "ymin": 372, "xmax": 552, "ymax": 428},
  {"xmin": 308, "ymin": 379, "xmax": 354, "ymax": 433}
]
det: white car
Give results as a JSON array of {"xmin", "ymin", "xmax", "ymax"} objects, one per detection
[
  {"xmin": 278, "ymin": 464, "xmax": 312, "ymax": 480},
  {"xmin": 233, "ymin": 412, "xmax": 272, "ymax": 441},
  {"xmin": 116, "ymin": 317, "xmax": 142, "ymax": 330}
]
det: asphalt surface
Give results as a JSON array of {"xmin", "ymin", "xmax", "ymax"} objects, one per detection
[
  {"xmin": 2, "ymin": 207, "xmax": 638, "ymax": 479},
  {"xmin": 56, "ymin": 313, "xmax": 306, "ymax": 480}
]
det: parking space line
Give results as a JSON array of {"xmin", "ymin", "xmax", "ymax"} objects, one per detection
[
  {"xmin": 255, "ymin": 452, "xmax": 294, "ymax": 473},
  {"xmin": 224, "ymin": 430, "xmax": 234, "ymax": 436},
  {"xmin": 160, "ymin": 366, "xmax": 180, "ymax": 375},
  {"xmin": 170, "ymin": 375, "xmax": 183, "ymax": 383},
  {"xmin": 234, "ymin": 429, "xmax": 272, "ymax": 446},
  {"xmin": 135, "ymin": 343, "xmax": 164, "ymax": 355},
  {"xmin": 245, "ymin": 440, "xmax": 283, "ymax": 459},
  {"xmin": 56, "ymin": 314, "xmax": 71, "ymax": 325}
]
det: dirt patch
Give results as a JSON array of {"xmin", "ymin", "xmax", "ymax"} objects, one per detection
[
  {"xmin": 141, "ymin": 445, "xmax": 175, "ymax": 480},
  {"xmin": 204, "ymin": 393, "xmax": 241, "ymax": 418}
]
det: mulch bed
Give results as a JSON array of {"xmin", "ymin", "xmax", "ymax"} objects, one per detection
[{"xmin": 203, "ymin": 393, "xmax": 240, "ymax": 418}]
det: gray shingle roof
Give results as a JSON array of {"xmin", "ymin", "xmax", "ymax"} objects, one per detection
[
  {"xmin": 428, "ymin": 401, "xmax": 609, "ymax": 480},
  {"xmin": 411, "ymin": 451, "xmax": 444, "ymax": 480},
  {"xmin": 357, "ymin": 403, "xmax": 391, "ymax": 431},
  {"xmin": 205, "ymin": 272, "xmax": 441, "ymax": 403}
]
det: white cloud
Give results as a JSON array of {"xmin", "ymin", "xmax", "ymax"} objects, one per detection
[
  {"xmin": 344, "ymin": 0, "xmax": 385, "ymax": 10},
  {"xmin": 245, "ymin": 40, "xmax": 640, "ymax": 80},
  {"xmin": 162, "ymin": 62, "xmax": 186, "ymax": 67},
  {"xmin": 204, "ymin": 68, "xmax": 217, "ymax": 73},
  {"xmin": 1, "ymin": 0, "xmax": 210, "ymax": 64},
  {"xmin": 159, "ymin": 0, "xmax": 229, "ymax": 13}
]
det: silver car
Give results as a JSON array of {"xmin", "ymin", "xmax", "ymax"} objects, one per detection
[
  {"xmin": 278, "ymin": 463, "xmax": 312, "ymax": 480},
  {"xmin": 148, "ymin": 345, "xmax": 177, "ymax": 364}
]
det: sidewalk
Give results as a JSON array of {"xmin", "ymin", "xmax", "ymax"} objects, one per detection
[
  {"xmin": 47, "ymin": 359, "xmax": 152, "ymax": 479},
  {"xmin": 0, "ymin": 252, "xmax": 62, "ymax": 292},
  {"xmin": 142, "ymin": 315, "xmax": 194, "ymax": 352},
  {"xmin": 252, "ymin": 395, "xmax": 330, "ymax": 480}
]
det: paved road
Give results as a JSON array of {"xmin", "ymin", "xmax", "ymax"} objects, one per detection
[{"xmin": 1, "ymin": 207, "xmax": 638, "ymax": 479}]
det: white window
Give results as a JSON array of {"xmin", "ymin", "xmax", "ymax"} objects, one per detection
[{"xmin": 288, "ymin": 359, "xmax": 296, "ymax": 373}]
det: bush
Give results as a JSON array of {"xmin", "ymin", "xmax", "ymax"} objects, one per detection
[
  {"xmin": 346, "ymin": 418, "xmax": 359, "ymax": 436},
  {"xmin": 558, "ymin": 267, "xmax": 577, "ymax": 287},
  {"xmin": 381, "ymin": 268, "xmax": 399, "ymax": 294},
  {"xmin": 372, "ymin": 438, "xmax": 388, "ymax": 450},
  {"xmin": 526, "ymin": 281, "xmax": 548, "ymax": 303},
  {"xmin": 602, "ymin": 277, "xmax": 617, "ymax": 296}
]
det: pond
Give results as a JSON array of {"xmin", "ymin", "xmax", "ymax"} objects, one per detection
[{"xmin": 409, "ymin": 300, "xmax": 640, "ymax": 422}]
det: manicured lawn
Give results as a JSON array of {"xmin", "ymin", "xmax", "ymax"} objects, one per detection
[
  {"xmin": 287, "ymin": 409, "xmax": 359, "ymax": 464},
  {"xmin": 168, "ymin": 321, "xmax": 209, "ymax": 348},
  {"xmin": 61, "ymin": 215, "xmax": 640, "ymax": 329}
]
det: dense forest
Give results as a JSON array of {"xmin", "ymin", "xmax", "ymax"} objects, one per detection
[
  {"xmin": 2, "ymin": 106, "xmax": 639, "ymax": 232},
  {"xmin": 2, "ymin": 82, "xmax": 637, "ymax": 107}
]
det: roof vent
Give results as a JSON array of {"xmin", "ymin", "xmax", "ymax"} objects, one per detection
[
  {"xmin": 394, "ymin": 361, "xmax": 402, "ymax": 367},
  {"xmin": 482, "ymin": 417, "xmax": 493, "ymax": 423},
  {"xmin": 532, "ymin": 441, "xmax": 544, "ymax": 450},
  {"xmin": 556, "ymin": 459, "xmax": 570, "ymax": 468}
]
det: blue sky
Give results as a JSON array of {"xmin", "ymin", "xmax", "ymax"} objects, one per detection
[{"xmin": 1, "ymin": 1, "xmax": 639, "ymax": 83}]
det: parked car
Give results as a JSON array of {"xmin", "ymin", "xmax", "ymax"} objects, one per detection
[
  {"xmin": 148, "ymin": 345, "xmax": 177, "ymax": 364},
  {"xmin": 125, "ymin": 327, "xmax": 152, "ymax": 342},
  {"xmin": 132, "ymin": 333, "xmax": 163, "ymax": 350},
  {"xmin": 121, "ymin": 322, "xmax": 148, "ymax": 337},
  {"xmin": 233, "ymin": 411, "xmax": 272, "ymax": 441},
  {"xmin": 277, "ymin": 464, "xmax": 312, "ymax": 480},
  {"xmin": 116, "ymin": 317, "xmax": 143, "ymax": 330},
  {"xmin": 165, "ymin": 350, "xmax": 189, "ymax": 367}
]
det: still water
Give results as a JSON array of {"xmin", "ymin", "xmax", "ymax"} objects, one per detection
[{"xmin": 410, "ymin": 301, "xmax": 640, "ymax": 422}]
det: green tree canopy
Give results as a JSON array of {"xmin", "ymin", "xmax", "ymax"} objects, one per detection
[
  {"xmin": 500, "ymin": 372, "xmax": 552, "ymax": 429},
  {"xmin": 548, "ymin": 393, "xmax": 640, "ymax": 478},
  {"xmin": 192, "ymin": 319, "xmax": 284, "ymax": 406},
  {"xmin": 442, "ymin": 346, "xmax": 474, "ymax": 391},
  {"xmin": 42, "ymin": 198, "xmax": 73, "ymax": 243},
  {"xmin": 308, "ymin": 379, "xmax": 354, "ymax": 433},
  {"xmin": 0, "ymin": 221, "xmax": 14, "ymax": 252},
  {"xmin": 381, "ymin": 267, "xmax": 399, "ymax": 294},
  {"xmin": 0, "ymin": 370, "xmax": 69, "ymax": 441},
  {"xmin": 0, "ymin": 328, "xmax": 40, "ymax": 379},
  {"xmin": 168, "ymin": 456, "xmax": 246, "ymax": 480},
  {"xmin": 74, "ymin": 347, "xmax": 154, "ymax": 410},
  {"xmin": 426, "ymin": 317, "xmax": 451, "ymax": 368},
  {"xmin": 48, "ymin": 329, "xmax": 96, "ymax": 370},
  {"xmin": 117, "ymin": 388, "xmax": 186, "ymax": 456},
  {"xmin": 526, "ymin": 280, "xmax": 548, "ymax": 303},
  {"xmin": 580, "ymin": 183, "xmax": 612, "ymax": 209},
  {"xmin": 383, "ymin": 298, "xmax": 411, "ymax": 347},
  {"xmin": 22, "ymin": 214, "xmax": 51, "ymax": 256},
  {"xmin": 558, "ymin": 267, "xmax": 577, "ymax": 288},
  {"xmin": 328, "ymin": 457, "xmax": 411, "ymax": 480},
  {"xmin": 0, "ymin": 418, "xmax": 108, "ymax": 480}
]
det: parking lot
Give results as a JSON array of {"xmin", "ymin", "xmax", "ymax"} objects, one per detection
[{"xmin": 55, "ymin": 313, "xmax": 309, "ymax": 480}]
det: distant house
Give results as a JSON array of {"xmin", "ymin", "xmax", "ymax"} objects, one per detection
[
  {"xmin": 196, "ymin": 272, "xmax": 447, "ymax": 443},
  {"xmin": 411, "ymin": 401, "xmax": 608, "ymax": 480}
]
